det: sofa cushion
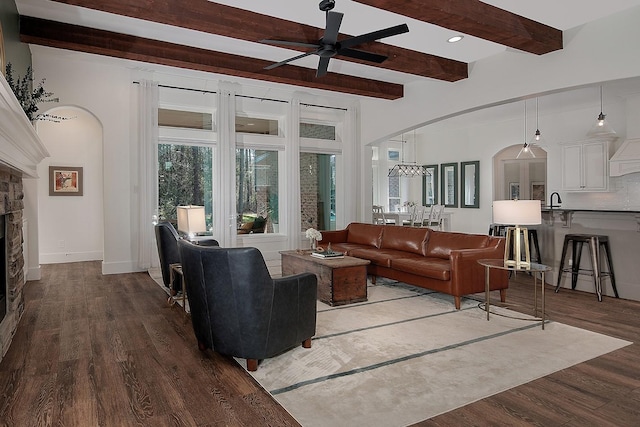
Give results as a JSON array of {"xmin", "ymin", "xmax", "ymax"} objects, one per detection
[
  {"xmin": 321, "ymin": 242, "xmax": 369, "ymax": 255},
  {"xmin": 380, "ymin": 226, "xmax": 429, "ymax": 255},
  {"xmin": 349, "ymin": 248, "xmax": 423, "ymax": 267},
  {"xmin": 425, "ymin": 231, "xmax": 489, "ymax": 259},
  {"xmin": 346, "ymin": 223, "xmax": 383, "ymax": 248},
  {"xmin": 392, "ymin": 257, "xmax": 451, "ymax": 281}
]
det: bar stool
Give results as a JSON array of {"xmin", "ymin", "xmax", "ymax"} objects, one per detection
[{"xmin": 555, "ymin": 234, "xmax": 619, "ymax": 301}]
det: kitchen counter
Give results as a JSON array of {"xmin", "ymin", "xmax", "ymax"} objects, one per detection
[
  {"xmin": 541, "ymin": 208, "xmax": 640, "ymax": 230},
  {"xmin": 535, "ymin": 208, "xmax": 640, "ymax": 302}
]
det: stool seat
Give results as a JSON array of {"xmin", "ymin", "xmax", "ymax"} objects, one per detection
[{"xmin": 555, "ymin": 233, "xmax": 619, "ymax": 301}]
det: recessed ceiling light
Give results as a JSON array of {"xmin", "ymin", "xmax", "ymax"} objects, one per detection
[{"xmin": 448, "ymin": 35, "xmax": 464, "ymax": 43}]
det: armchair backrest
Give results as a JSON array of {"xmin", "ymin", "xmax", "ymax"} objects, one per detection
[
  {"xmin": 154, "ymin": 221, "xmax": 180, "ymax": 286},
  {"xmin": 178, "ymin": 241, "xmax": 275, "ymax": 355}
]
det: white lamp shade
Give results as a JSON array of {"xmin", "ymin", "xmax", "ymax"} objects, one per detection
[
  {"xmin": 493, "ymin": 200, "xmax": 541, "ymax": 225},
  {"xmin": 177, "ymin": 205, "xmax": 206, "ymax": 234}
]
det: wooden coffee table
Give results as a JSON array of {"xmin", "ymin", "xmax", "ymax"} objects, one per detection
[{"xmin": 280, "ymin": 250, "xmax": 370, "ymax": 306}]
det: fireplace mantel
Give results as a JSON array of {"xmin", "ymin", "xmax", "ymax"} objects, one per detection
[{"xmin": 0, "ymin": 74, "xmax": 50, "ymax": 177}]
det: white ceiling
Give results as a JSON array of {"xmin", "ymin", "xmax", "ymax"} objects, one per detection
[
  {"xmin": 15, "ymin": 0, "xmax": 640, "ymax": 85},
  {"xmin": 14, "ymin": 0, "xmax": 640, "ymax": 129}
]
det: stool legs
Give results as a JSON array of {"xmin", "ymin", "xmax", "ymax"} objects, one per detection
[
  {"xmin": 602, "ymin": 241, "xmax": 619, "ymax": 298},
  {"xmin": 588, "ymin": 237, "xmax": 602, "ymax": 302},
  {"xmin": 555, "ymin": 238, "xmax": 570, "ymax": 292},
  {"xmin": 572, "ymin": 240, "xmax": 583, "ymax": 290},
  {"xmin": 556, "ymin": 234, "xmax": 619, "ymax": 300}
]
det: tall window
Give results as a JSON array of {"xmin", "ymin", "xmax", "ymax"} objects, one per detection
[
  {"xmin": 158, "ymin": 144, "xmax": 213, "ymax": 229},
  {"xmin": 300, "ymin": 153, "xmax": 336, "ymax": 231},
  {"xmin": 236, "ymin": 149, "xmax": 279, "ymax": 234}
]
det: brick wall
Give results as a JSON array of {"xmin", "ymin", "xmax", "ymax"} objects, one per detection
[{"xmin": 0, "ymin": 166, "xmax": 25, "ymax": 361}]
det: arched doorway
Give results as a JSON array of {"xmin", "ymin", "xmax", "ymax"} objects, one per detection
[{"xmin": 493, "ymin": 145, "xmax": 547, "ymax": 204}]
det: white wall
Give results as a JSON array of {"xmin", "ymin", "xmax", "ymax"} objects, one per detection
[
  {"xmin": 35, "ymin": 106, "xmax": 104, "ymax": 263},
  {"xmin": 32, "ymin": 49, "xmax": 136, "ymax": 273}
]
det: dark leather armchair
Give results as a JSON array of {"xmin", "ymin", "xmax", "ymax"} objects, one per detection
[
  {"xmin": 155, "ymin": 221, "xmax": 182, "ymax": 293},
  {"xmin": 154, "ymin": 221, "xmax": 219, "ymax": 294},
  {"xmin": 178, "ymin": 240, "xmax": 318, "ymax": 371}
]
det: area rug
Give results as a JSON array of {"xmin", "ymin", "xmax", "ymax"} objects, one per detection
[{"xmin": 241, "ymin": 281, "xmax": 631, "ymax": 427}]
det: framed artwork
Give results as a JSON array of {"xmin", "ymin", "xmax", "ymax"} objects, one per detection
[
  {"xmin": 421, "ymin": 164, "xmax": 438, "ymax": 206},
  {"xmin": 509, "ymin": 182, "xmax": 520, "ymax": 200},
  {"xmin": 531, "ymin": 181, "xmax": 546, "ymax": 202},
  {"xmin": 461, "ymin": 160, "xmax": 479, "ymax": 208},
  {"xmin": 49, "ymin": 166, "xmax": 83, "ymax": 196},
  {"xmin": 440, "ymin": 162, "xmax": 458, "ymax": 208}
]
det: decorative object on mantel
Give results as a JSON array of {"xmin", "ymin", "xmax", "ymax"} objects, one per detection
[
  {"xmin": 586, "ymin": 85, "xmax": 616, "ymax": 138},
  {"xmin": 305, "ymin": 227, "xmax": 322, "ymax": 251},
  {"xmin": 4, "ymin": 62, "xmax": 72, "ymax": 122}
]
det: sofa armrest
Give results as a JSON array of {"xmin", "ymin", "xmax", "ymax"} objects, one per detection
[
  {"xmin": 449, "ymin": 246, "xmax": 508, "ymax": 295},
  {"xmin": 318, "ymin": 229, "xmax": 348, "ymax": 245}
]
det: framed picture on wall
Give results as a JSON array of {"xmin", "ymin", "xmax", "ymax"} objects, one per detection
[
  {"xmin": 531, "ymin": 181, "xmax": 546, "ymax": 202},
  {"xmin": 509, "ymin": 182, "xmax": 520, "ymax": 200},
  {"xmin": 49, "ymin": 166, "xmax": 83, "ymax": 196}
]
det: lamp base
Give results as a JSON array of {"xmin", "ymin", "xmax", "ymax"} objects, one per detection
[{"xmin": 504, "ymin": 226, "xmax": 531, "ymax": 269}]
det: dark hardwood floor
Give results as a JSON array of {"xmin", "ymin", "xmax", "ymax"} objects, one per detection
[{"xmin": 1, "ymin": 262, "xmax": 639, "ymax": 426}]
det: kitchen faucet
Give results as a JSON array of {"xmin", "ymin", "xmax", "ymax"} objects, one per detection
[{"xmin": 549, "ymin": 192, "xmax": 562, "ymax": 209}]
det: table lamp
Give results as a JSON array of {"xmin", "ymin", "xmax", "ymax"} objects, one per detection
[
  {"xmin": 177, "ymin": 205, "xmax": 207, "ymax": 238},
  {"xmin": 492, "ymin": 200, "xmax": 541, "ymax": 268}
]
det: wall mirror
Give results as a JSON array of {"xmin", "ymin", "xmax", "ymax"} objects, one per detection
[
  {"xmin": 421, "ymin": 164, "xmax": 438, "ymax": 206},
  {"xmin": 461, "ymin": 161, "xmax": 480, "ymax": 208},
  {"xmin": 440, "ymin": 162, "xmax": 458, "ymax": 208}
]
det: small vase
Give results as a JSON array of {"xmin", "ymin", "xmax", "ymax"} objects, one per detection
[{"xmin": 310, "ymin": 238, "xmax": 317, "ymax": 251}]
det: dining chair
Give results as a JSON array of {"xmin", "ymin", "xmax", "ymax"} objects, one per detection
[{"xmin": 424, "ymin": 204, "xmax": 445, "ymax": 230}]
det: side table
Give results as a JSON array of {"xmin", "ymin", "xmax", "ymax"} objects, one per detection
[
  {"xmin": 168, "ymin": 263, "xmax": 187, "ymax": 311},
  {"xmin": 478, "ymin": 259, "xmax": 551, "ymax": 330}
]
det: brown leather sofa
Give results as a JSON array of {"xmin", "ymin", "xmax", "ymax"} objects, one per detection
[{"xmin": 318, "ymin": 222, "xmax": 508, "ymax": 309}]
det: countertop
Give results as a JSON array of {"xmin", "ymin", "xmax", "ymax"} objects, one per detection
[{"xmin": 541, "ymin": 208, "xmax": 640, "ymax": 214}]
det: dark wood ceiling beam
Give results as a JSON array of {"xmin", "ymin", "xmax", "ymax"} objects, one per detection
[
  {"xmin": 50, "ymin": 0, "xmax": 467, "ymax": 82},
  {"xmin": 354, "ymin": 0, "xmax": 562, "ymax": 55},
  {"xmin": 20, "ymin": 17, "xmax": 403, "ymax": 100}
]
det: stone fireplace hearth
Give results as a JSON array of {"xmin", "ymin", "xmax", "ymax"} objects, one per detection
[{"xmin": 0, "ymin": 74, "xmax": 49, "ymax": 362}]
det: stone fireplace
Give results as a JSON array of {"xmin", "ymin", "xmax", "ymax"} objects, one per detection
[{"xmin": 0, "ymin": 74, "xmax": 49, "ymax": 361}]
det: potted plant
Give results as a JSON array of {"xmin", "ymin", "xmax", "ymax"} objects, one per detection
[{"xmin": 4, "ymin": 62, "xmax": 68, "ymax": 122}]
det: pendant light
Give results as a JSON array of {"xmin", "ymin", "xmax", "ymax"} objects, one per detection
[
  {"xmin": 388, "ymin": 131, "xmax": 427, "ymax": 177},
  {"xmin": 529, "ymin": 97, "xmax": 545, "ymax": 149},
  {"xmin": 517, "ymin": 100, "xmax": 535, "ymax": 159},
  {"xmin": 586, "ymin": 85, "xmax": 616, "ymax": 138}
]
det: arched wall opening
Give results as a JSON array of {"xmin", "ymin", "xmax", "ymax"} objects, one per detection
[{"xmin": 34, "ymin": 105, "xmax": 104, "ymax": 264}]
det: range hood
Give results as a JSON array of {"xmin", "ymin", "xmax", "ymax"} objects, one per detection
[{"xmin": 610, "ymin": 138, "xmax": 640, "ymax": 176}]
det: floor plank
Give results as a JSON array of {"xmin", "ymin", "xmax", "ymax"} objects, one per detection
[{"xmin": 2, "ymin": 262, "xmax": 639, "ymax": 426}]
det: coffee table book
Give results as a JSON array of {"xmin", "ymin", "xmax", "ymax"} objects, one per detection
[{"xmin": 311, "ymin": 250, "xmax": 344, "ymax": 259}]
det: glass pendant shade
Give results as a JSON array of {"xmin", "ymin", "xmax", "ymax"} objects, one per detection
[{"xmin": 587, "ymin": 87, "xmax": 616, "ymax": 138}]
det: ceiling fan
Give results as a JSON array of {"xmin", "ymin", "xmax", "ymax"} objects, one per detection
[{"xmin": 260, "ymin": 0, "xmax": 409, "ymax": 78}]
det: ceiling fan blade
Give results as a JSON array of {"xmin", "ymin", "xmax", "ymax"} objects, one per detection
[
  {"xmin": 337, "ymin": 47, "xmax": 387, "ymax": 63},
  {"xmin": 316, "ymin": 56, "xmax": 330, "ymax": 77},
  {"xmin": 260, "ymin": 39, "xmax": 320, "ymax": 49},
  {"xmin": 322, "ymin": 11, "xmax": 343, "ymax": 45},
  {"xmin": 339, "ymin": 23, "xmax": 409, "ymax": 50},
  {"xmin": 264, "ymin": 51, "xmax": 315, "ymax": 70}
]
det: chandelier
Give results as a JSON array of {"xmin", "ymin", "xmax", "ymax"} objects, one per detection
[{"xmin": 388, "ymin": 132, "xmax": 429, "ymax": 177}]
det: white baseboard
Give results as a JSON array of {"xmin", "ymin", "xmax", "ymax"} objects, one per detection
[
  {"xmin": 39, "ymin": 251, "xmax": 103, "ymax": 264},
  {"xmin": 101, "ymin": 260, "xmax": 145, "ymax": 275}
]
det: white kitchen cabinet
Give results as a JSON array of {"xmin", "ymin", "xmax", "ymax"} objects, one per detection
[{"xmin": 561, "ymin": 140, "xmax": 611, "ymax": 191}]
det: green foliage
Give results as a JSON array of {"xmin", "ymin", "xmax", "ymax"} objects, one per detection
[{"xmin": 5, "ymin": 62, "xmax": 59, "ymax": 121}]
